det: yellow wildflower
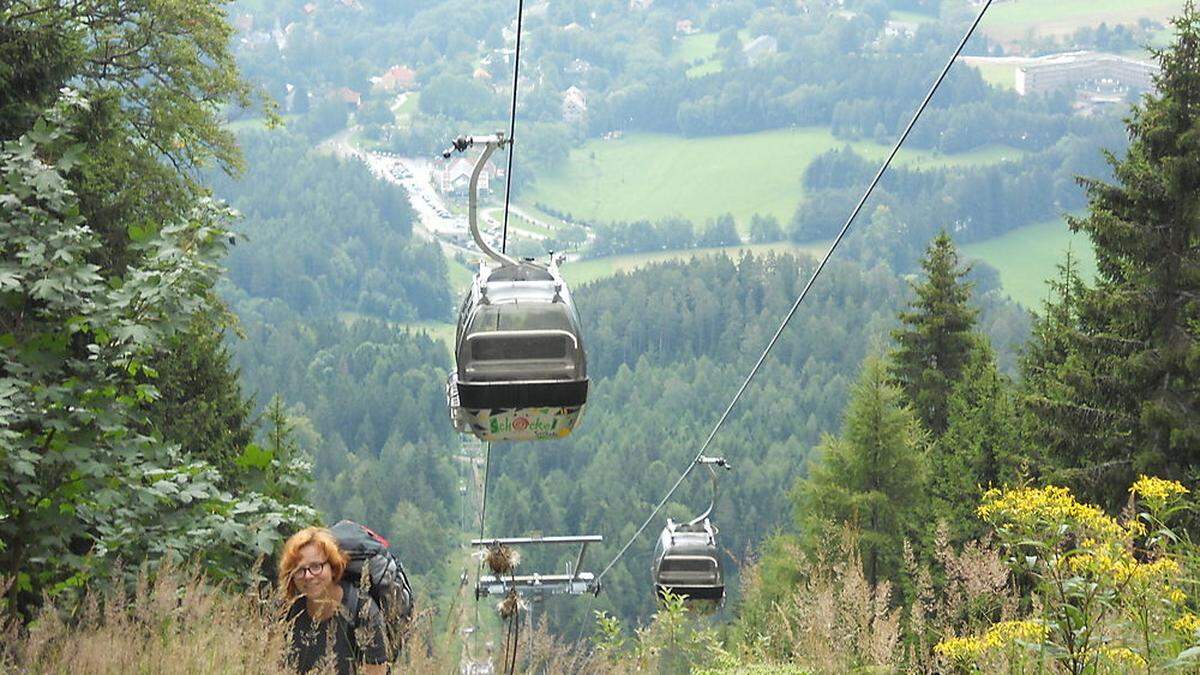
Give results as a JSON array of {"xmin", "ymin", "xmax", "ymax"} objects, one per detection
[
  {"xmin": 1167, "ymin": 588, "xmax": 1188, "ymax": 605},
  {"xmin": 1174, "ymin": 613, "xmax": 1200, "ymax": 634},
  {"xmin": 1096, "ymin": 646, "xmax": 1147, "ymax": 669},
  {"xmin": 935, "ymin": 635, "xmax": 987, "ymax": 663},
  {"xmin": 1130, "ymin": 475, "xmax": 1188, "ymax": 504},
  {"xmin": 935, "ymin": 620, "xmax": 1047, "ymax": 663},
  {"xmin": 977, "ymin": 485, "xmax": 1126, "ymax": 541}
]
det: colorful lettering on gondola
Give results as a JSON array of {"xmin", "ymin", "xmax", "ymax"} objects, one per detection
[{"xmin": 481, "ymin": 407, "xmax": 578, "ymax": 440}]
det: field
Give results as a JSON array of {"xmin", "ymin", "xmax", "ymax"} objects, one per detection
[
  {"xmin": 981, "ymin": 0, "xmax": 1184, "ymax": 43},
  {"xmin": 962, "ymin": 217, "xmax": 1099, "ymax": 309},
  {"xmin": 972, "ymin": 62, "xmax": 1017, "ymax": 90},
  {"xmin": 671, "ymin": 32, "xmax": 719, "ymax": 64},
  {"xmin": 524, "ymin": 128, "xmax": 1024, "ymax": 230},
  {"xmin": 444, "ymin": 254, "xmax": 476, "ymax": 296},
  {"xmin": 670, "ymin": 32, "xmax": 725, "ymax": 78}
]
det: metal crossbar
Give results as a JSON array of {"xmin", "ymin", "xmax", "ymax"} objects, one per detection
[{"xmin": 472, "ymin": 536, "xmax": 603, "ymax": 598}]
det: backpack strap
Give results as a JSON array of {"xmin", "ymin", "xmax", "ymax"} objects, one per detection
[{"xmin": 339, "ymin": 582, "xmax": 364, "ymax": 663}]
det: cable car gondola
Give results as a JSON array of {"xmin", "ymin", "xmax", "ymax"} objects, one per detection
[
  {"xmin": 653, "ymin": 517, "xmax": 724, "ymax": 602},
  {"xmin": 443, "ymin": 133, "xmax": 588, "ymax": 442},
  {"xmin": 652, "ymin": 457, "xmax": 730, "ymax": 603}
]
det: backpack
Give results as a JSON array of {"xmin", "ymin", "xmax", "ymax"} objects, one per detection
[{"xmin": 330, "ymin": 519, "xmax": 414, "ymax": 660}]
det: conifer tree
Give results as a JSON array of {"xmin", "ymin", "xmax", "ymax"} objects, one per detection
[
  {"xmin": 795, "ymin": 355, "xmax": 926, "ymax": 587},
  {"xmin": 1023, "ymin": 7, "xmax": 1200, "ymax": 502},
  {"xmin": 891, "ymin": 232, "xmax": 980, "ymax": 436},
  {"xmin": 933, "ymin": 344, "xmax": 1023, "ymax": 542}
]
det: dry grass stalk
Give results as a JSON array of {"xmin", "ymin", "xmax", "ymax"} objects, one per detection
[
  {"xmin": 514, "ymin": 616, "xmax": 610, "ymax": 674},
  {"xmin": 740, "ymin": 527, "xmax": 902, "ymax": 673}
]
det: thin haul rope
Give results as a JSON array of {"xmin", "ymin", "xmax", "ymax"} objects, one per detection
[{"xmin": 596, "ymin": 0, "xmax": 995, "ymax": 582}]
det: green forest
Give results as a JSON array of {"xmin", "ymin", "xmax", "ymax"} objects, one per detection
[{"xmin": 4, "ymin": 0, "xmax": 1200, "ymax": 673}]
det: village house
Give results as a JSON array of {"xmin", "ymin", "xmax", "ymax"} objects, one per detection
[
  {"xmin": 742, "ymin": 35, "xmax": 778, "ymax": 65},
  {"xmin": 675, "ymin": 19, "xmax": 697, "ymax": 35},
  {"xmin": 439, "ymin": 156, "xmax": 501, "ymax": 196},
  {"xmin": 562, "ymin": 86, "xmax": 587, "ymax": 124},
  {"xmin": 330, "ymin": 87, "xmax": 362, "ymax": 109},
  {"xmin": 371, "ymin": 65, "xmax": 417, "ymax": 93}
]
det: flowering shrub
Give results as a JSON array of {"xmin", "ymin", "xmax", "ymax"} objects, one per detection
[{"xmin": 935, "ymin": 478, "xmax": 1199, "ymax": 674}]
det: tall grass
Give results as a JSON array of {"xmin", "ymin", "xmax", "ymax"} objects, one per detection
[
  {"xmin": 0, "ymin": 562, "xmax": 608, "ymax": 674},
  {"xmin": 2, "ymin": 563, "xmax": 291, "ymax": 673}
]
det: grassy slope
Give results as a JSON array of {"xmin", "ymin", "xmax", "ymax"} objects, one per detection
[
  {"xmin": 973, "ymin": 62, "xmax": 1017, "ymax": 90},
  {"xmin": 981, "ymin": 0, "xmax": 1184, "ymax": 41},
  {"xmin": 671, "ymin": 32, "xmax": 719, "ymax": 64},
  {"xmin": 962, "ymin": 217, "xmax": 1099, "ymax": 309},
  {"xmin": 524, "ymin": 129, "xmax": 1024, "ymax": 229},
  {"xmin": 671, "ymin": 32, "xmax": 724, "ymax": 78}
]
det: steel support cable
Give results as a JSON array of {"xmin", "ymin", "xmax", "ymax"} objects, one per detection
[
  {"xmin": 595, "ymin": 0, "xmax": 994, "ymax": 583},
  {"xmin": 500, "ymin": 0, "xmax": 526, "ymax": 254},
  {"xmin": 479, "ymin": 441, "xmax": 492, "ymax": 539},
  {"xmin": 480, "ymin": 0, "xmax": 525, "ymax": 540}
]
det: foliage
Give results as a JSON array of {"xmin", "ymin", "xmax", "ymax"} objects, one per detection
[
  {"xmin": 732, "ymin": 528, "xmax": 903, "ymax": 672},
  {"xmin": 0, "ymin": 563, "xmax": 292, "ymax": 673},
  {"xmin": 936, "ymin": 480, "xmax": 1199, "ymax": 674},
  {"xmin": 890, "ymin": 232, "xmax": 981, "ymax": 436},
  {"xmin": 795, "ymin": 355, "xmax": 927, "ymax": 588},
  {"xmin": 212, "ymin": 129, "xmax": 449, "ymax": 322},
  {"xmin": 0, "ymin": 97, "xmax": 314, "ymax": 615},
  {"xmin": 144, "ymin": 314, "xmax": 257, "ymax": 486},
  {"xmin": 1019, "ymin": 7, "xmax": 1200, "ymax": 505},
  {"xmin": 591, "ymin": 592, "xmax": 728, "ymax": 674},
  {"xmin": 930, "ymin": 346, "xmax": 1025, "ymax": 543}
]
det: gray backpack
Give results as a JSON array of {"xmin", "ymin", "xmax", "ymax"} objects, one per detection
[{"xmin": 330, "ymin": 520, "xmax": 414, "ymax": 660}]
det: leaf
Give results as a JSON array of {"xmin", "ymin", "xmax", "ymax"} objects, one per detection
[
  {"xmin": 128, "ymin": 224, "xmax": 151, "ymax": 243},
  {"xmin": 235, "ymin": 443, "xmax": 273, "ymax": 471},
  {"xmin": 1169, "ymin": 646, "xmax": 1200, "ymax": 667}
]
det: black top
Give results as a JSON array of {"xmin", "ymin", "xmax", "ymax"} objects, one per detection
[{"xmin": 286, "ymin": 583, "xmax": 388, "ymax": 675}]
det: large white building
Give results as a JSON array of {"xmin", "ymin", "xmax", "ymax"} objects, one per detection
[{"xmin": 1015, "ymin": 51, "xmax": 1158, "ymax": 97}]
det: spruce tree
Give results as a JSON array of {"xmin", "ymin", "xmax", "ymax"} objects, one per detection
[
  {"xmin": 890, "ymin": 232, "xmax": 980, "ymax": 436},
  {"xmin": 1023, "ymin": 7, "xmax": 1200, "ymax": 501},
  {"xmin": 934, "ymin": 343, "xmax": 1024, "ymax": 542},
  {"xmin": 795, "ymin": 355, "xmax": 926, "ymax": 588}
]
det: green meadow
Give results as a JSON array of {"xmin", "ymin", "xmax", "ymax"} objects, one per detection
[
  {"xmin": 972, "ymin": 62, "xmax": 1017, "ymax": 90},
  {"xmin": 671, "ymin": 32, "xmax": 719, "ymax": 64},
  {"xmin": 523, "ymin": 128, "xmax": 1023, "ymax": 230},
  {"xmin": 982, "ymin": 0, "xmax": 1184, "ymax": 41},
  {"xmin": 670, "ymin": 32, "xmax": 724, "ymax": 78},
  {"xmin": 963, "ymin": 217, "xmax": 1099, "ymax": 309}
]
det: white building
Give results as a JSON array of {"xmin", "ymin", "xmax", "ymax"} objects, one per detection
[
  {"xmin": 562, "ymin": 86, "xmax": 588, "ymax": 124},
  {"xmin": 1015, "ymin": 51, "xmax": 1157, "ymax": 97}
]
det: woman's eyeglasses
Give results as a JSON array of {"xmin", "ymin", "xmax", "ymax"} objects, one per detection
[{"xmin": 293, "ymin": 561, "xmax": 329, "ymax": 578}]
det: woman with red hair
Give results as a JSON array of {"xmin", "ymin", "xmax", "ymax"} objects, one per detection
[{"xmin": 279, "ymin": 527, "xmax": 388, "ymax": 675}]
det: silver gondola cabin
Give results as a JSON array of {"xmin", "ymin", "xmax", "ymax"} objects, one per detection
[
  {"xmin": 652, "ymin": 517, "xmax": 724, "ymax": 602},
  {"xmin": 444, "ymin": 133, "xmax": 589, "ymax": 442}
]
